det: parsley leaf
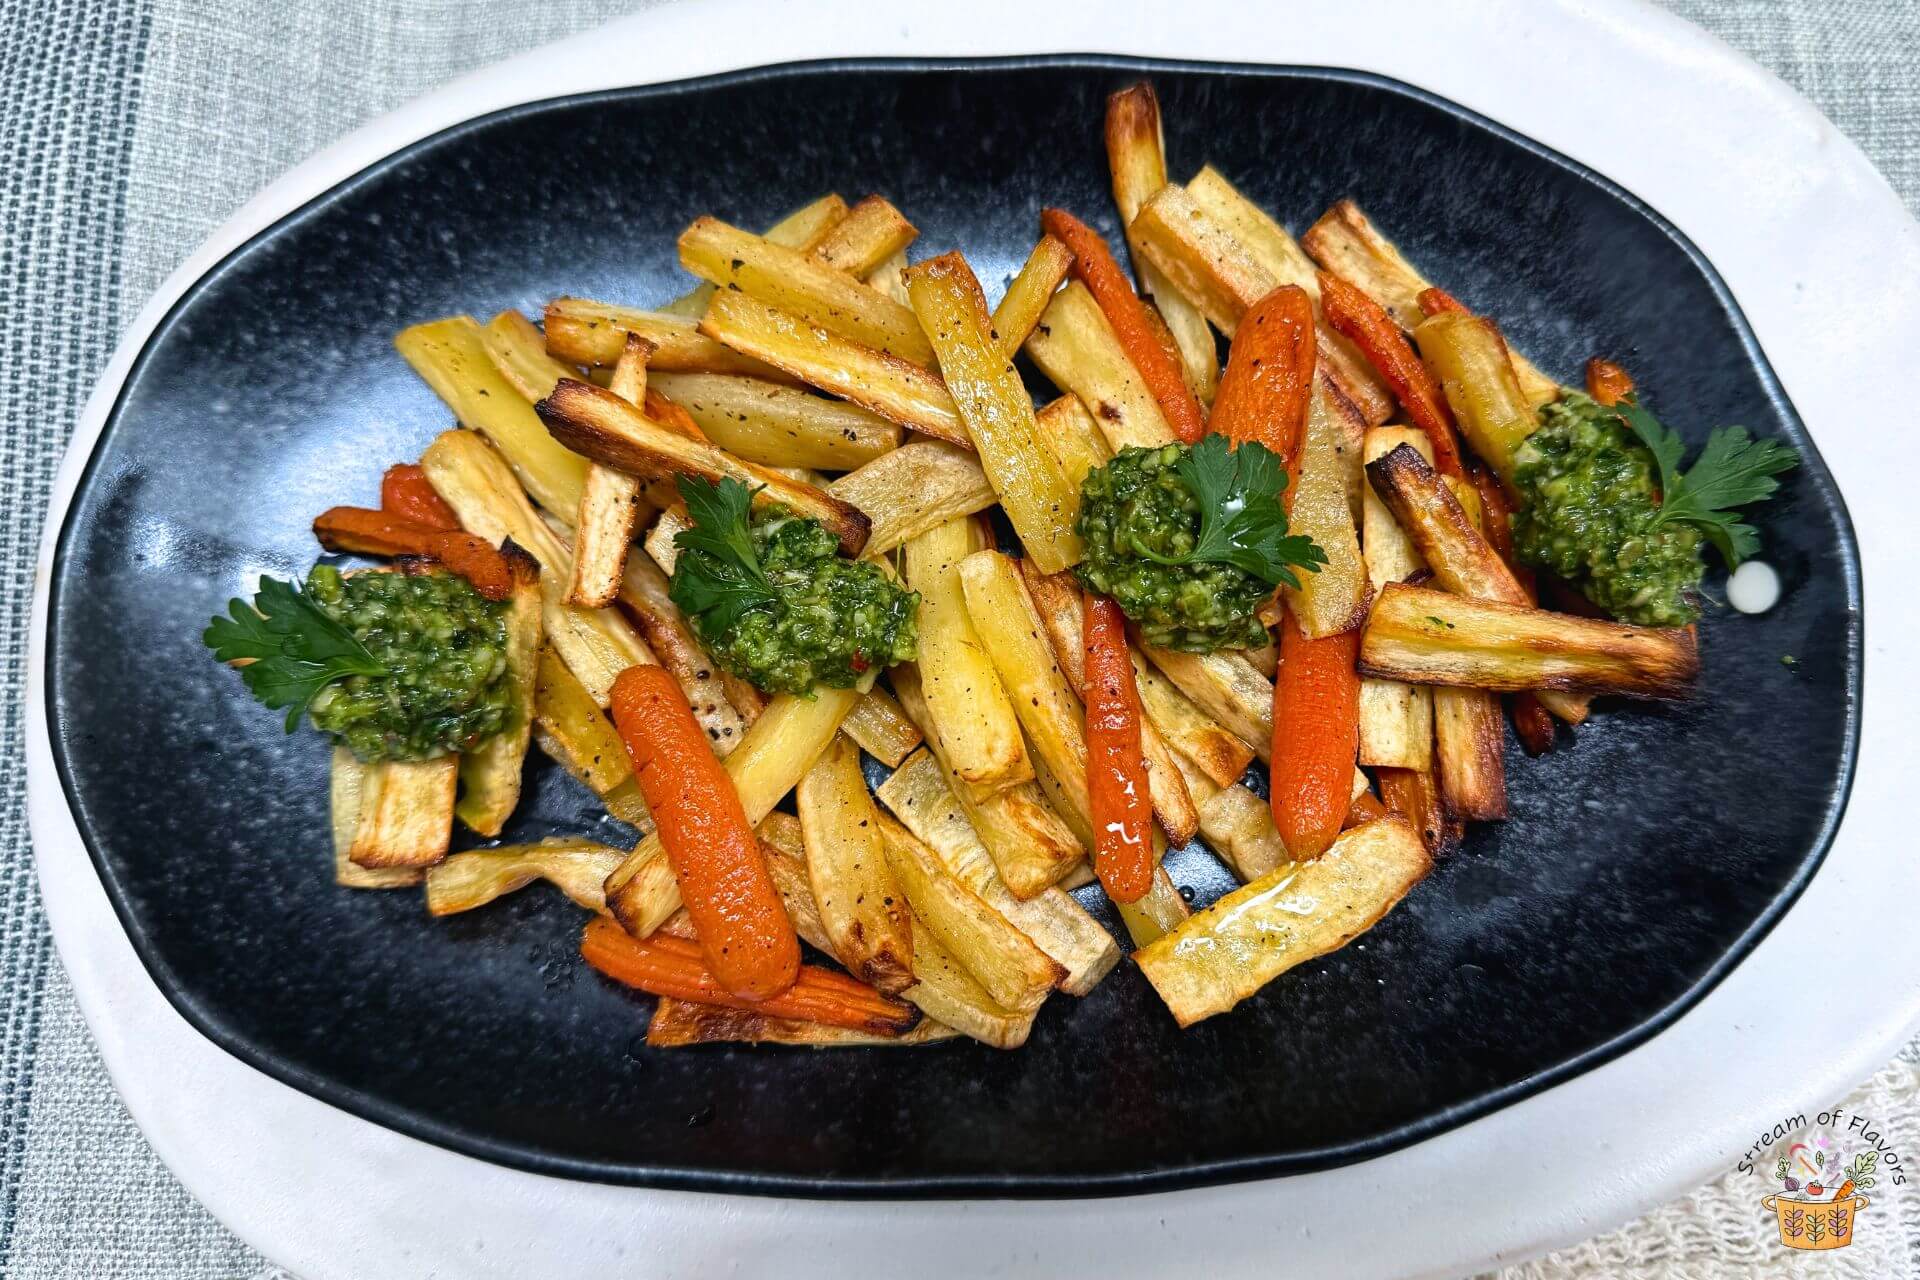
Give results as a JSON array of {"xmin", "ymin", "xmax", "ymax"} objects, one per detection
[
  {"xmin": 668, "ymin": 474, "xmax": 780, "ymax": 633},
  {"xmin": 203, "ymin": 574, "xmax": 387, "ymax": 732},
  {"xmin": 1133, "ymin": 435, "xmax": 1327, "ymax": 588},
  {"xmin": 1614, "ymin": 398, "xmax": 1798, "ymax": 566}
]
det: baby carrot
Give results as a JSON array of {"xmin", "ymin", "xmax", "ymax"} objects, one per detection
[
  {"xmin": 1321, "ymin": 271, "xmax": 1464, "ymax": 476},
  {"xmin": 1082, "ymin": 593, "xmax": 1154, "ymax": 904},
  {"xmin": 1585, "ymin": 356, "xmax": 1635, "ymax": 407},
  {"xmin": 580, "ymin": 918, "xmax": 914, "ymax": 1034},
  {"xmin": 1210, "ymin": 284, "xmax": 1316, "ymax": 470},
  {"xmin": 311, "ymin": 506, "xmax": 515, "ymax": 600},
  {"xmin": 1417, "ymin": 286, "xmax": 1471, "ymax": 317},
  {"xmin": 1040, "ymin": 207, "xmax": 1207, "ymax": 443},
  {"xmin": 1270, "ymin": 607, "xmax": 1362, "ymax": 860},
  {"xmin": 609, "ymin": 665, "xmax": 800, "ymax": 1001},
  {"xmin": 380, "ymin": 463, "xmax": 461, "ymax": 530}
]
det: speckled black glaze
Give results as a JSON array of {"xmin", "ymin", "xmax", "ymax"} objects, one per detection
[{"xmin": 47, "ymin": 59, "xmax": 1860, "ymax": 1196}]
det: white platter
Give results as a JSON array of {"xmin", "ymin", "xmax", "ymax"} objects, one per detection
[{"xmin": 27, "ymin": 0, "xmax": 1920, "ymax": 1275}]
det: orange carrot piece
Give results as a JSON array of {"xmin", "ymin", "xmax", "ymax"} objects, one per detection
[
  {"xmin": 380, "ymin": 463, "xmax": 460, "ymax": 530},
  {"xmin": 1209, "ymin": 285, "xmax": 1315, "ymax": 472},
  {"xmin": 1417, "ymin": 286, "xmax": 1471, "ymax": 317},
  {"xmin": 1321, "ymin": 271, "xmax": 1465, "ymax": 476},
  {"xmin": 1345, "ymin": 788, "xmax": 1390, "ymax": 829},
  {"xmin": 580, "ymin": 918, "xmax": 915, "ymax": 1034},
  {"xmin": 609, "ymin": 665, "xmax": 800, "ymax": 1001},
  {"xmin": 1585, "ymin": 357, "xmax": 1635, "ymax": 407},
  {"xmin": 1269, "ymin": 608, "xmax": 1362, "ymax": 860},
  {"xmin": 1377, "ymin": 762, "xmax": 1461, "ymax": 857},
  {"xmin": 311, "ymin": 506, "xmax": 515, "ymax": 600},
  {"xmin": 1040, "ymin": 207, "xmax": 1207, "ymax": 443},
  {"xmin": 1082, "ymin": 593, "xmax": 1154, "ymax": 903}
]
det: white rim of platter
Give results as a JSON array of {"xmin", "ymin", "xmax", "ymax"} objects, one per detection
[{"xmin": 27, "ymin": 1, "xmax": 1920, "ymax": 1276}]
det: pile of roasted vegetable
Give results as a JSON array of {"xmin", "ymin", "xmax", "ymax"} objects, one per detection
[{"xmin": 207, "ymin": 81, "xmax": 1792, "ymax": 1041}]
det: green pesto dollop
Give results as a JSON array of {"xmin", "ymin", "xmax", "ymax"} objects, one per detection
[
  {"xmin": 678, "ymin": 508, "xmax": 919, "ymax": 697},
  {"xmin": 1074, "ymin": 443, "xmax": 1270, "ymax": 652},
  {"xmin": 1511, "ymin": 392, "xmax": 1704, "ymax": 626},
  {"xmin": 304, "ymin": 564, "xmax": 516, "ymax": 762}
]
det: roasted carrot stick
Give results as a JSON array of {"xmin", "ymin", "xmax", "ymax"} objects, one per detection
[
  {"xmin": 312, "ymin": 506, "xmax": 515, "ymax": 600},
  {"xmin": 1345, "ymin": 788, "xmax": 1390, "ymax": 829},
  {"xmin": 1082, "ymin": 593, "xmax": 1154, "ymax": 903},
  {"xmin": 1377, "ymin": 761, "xmax": 1460, "ymax": 857},
  {"xmin": 1585, "ymin": 357, "xmax": 1635, "ymax": 407},
  {"xmin": 580, "ymin": 918, "xmax": 916, "ymax": 1034},
  {"xmin": 380, "ymin": 463, "xmax": 460, "ymax": 530},
  {"xmin": 1040, "ymin": 207, "xmax": 1207, "ymax": 443},
  {"xmin": 609, "ymin": 665, "xmax": 800, "ymax": 1001},
  {"xmin": 1321, "ymin": 271, "xmax": 1465, "ymax": 476},
  {"xmin": 1270, "ymin": 608, "xmax": 1362, "ymax": 860},
  {"xmin": 1417, "ymin": 286, "xmax": 1471, "ymax": 317},
  {"xmin": 1209, "ymin": 285, "xmax": 1315, "ymax": 470}
]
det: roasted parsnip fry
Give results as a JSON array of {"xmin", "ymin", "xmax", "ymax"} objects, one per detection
[
  {"xmin": 899, "ymin": 923, "xmax": 1035, "ymax": 1049},
  {"xmin": 1357, "ymin": 428, "xmax": 1436, "ymax": 771},
  {"xmin": 1024, "ymin": 281, "xmax": 1177, "ymax": 452},
  {"xmin": 1113, "ymin": 866, "xmax": 1192, "ymax": 950},
  {"xmin": 1433, "ymin": 682, "xmax": 1507, "ymax": 822},
  {"xmin": 1018, "ymin": 563, "xmax": 1201, "ymax": 846},
  {"xmin": 992, "ymin": 234, "xmax": 1074, "ymax": 358},
  {"xmin": 1138, "ymin": 641, "xmax": 1273, "ymax": 763},
  {"xmin": 1170, "ymin": 753, "xmax": 1291, "ymax": 883},
  {"xmin": 838, "ymin": 685, "xmax": 921, "ymax": 768},
  {"xmin": 530, "ymin": 646, "xmax": 652, "ymax": 825},
  {"xmin": 663, "ymin": 194, "xmax": 851, "ymax": 319},
  {"xmin": 905, "ymin": 516, "xmax": 1032, "ymax": 794},
  {"xmin": 1182, "ymin": 167, "xmax": 1393, "ymax": 428},
  {"xmin": 825, "ymin": 439, "xmax": 997, "ymax": 558},
  {"xmin": 1377, "ymin": 756, "xmax": 1461, "ymax": 859},
  {"xmin": 1284, "ymin": 383, "xmax": 1371, "ymax": 638},
  {"xmin": 797, "ymin": 735, "xmax": 916, "ymax": 995},
  {"xmin": 1360, "ymin": 583, "xmax": 1702, "ymax": 699},
  {"xmin": 646, "ymin": 997, "xmax": 958, "ymax": 1048},
  {"xmin": 602, "ymin": 684, "xmax": 862, "ymax": 936},
  {"xmin": 1413, "ymin": 312, "xmax": 1540, "ymax": 485},
  {"xmin": 616, "ymin": 549, "xmax": 748, "ymax": 756},
  {"xmin": 544, "ymin": 297, "xmax": 789, "ymax": 384},
  {"xmin": 874, "ymin": 748, "xmax": 1119, "ymax": 996},
  {"xmin": 680, "ymin": 216, "xmax": 936, "ymax": 366},
  {"xmin": 1129, "ymin": 183, "xmax": 1273, "ymax": 335},
  {"xmin": 699, "ymin": 290, "xmax": 970, "ymax": 445},
  {"xmin": 420, "ymin": 428, "xmax": 653, "ymax": 706},
  {"xmin": 397, "ymin": 316, "xmax": 591, "ymax": 519},
  {"xmin": 877, "ymin": 814, "xmax": 1062, "ymax": 1014},
  {"xmin": 348, "ymin": 755, "xmax": 458, "ymax": 869},
  {"xmin": 1105, "ymin": 82, "xmax": 1220, "ymax": 403},
  {"xmin": 890, "ymin": 665, "xmax": 1087, "ymax": 900},
  {"xmin": 755, "ymin": 812, "xmax": 835, "ymax": 952},
  {"xmin": 1034, "ymin": 393, "xmax": 1111, "ymax": 494},
  {"xmin": 479, "ymin": 309, "xmax": 583, "ymax": 404},
  {"xmin": 329, "ymin": 748, "xmax": 423, "ymax": 888},
  {"xmin": 425, "ymin": 838, "xmax": 626, "ymax": 916},
  {"xmin": 1136, "ymin": 817, "xmax": 1430, "ymax": 1026},
  {"xmin": 1367, "ymin": 443, "xmax": 1587, "ymax": 724},
  {"xmin": 568, "ymin": 333, "xmax": 653, "ymax": 609},
  {"xmin": 864, "ymin": 248, "xmax": 910, "ymax": 306},
  {"xmin": 808, "ymin": 195, "xmax": 918, "ymax": 278},
  {"xmin": 906, "ymin": 254, "xmax": 1083, "ymax": 572},
  {"xmin": 1299, "ymin": 200, "xmax": 1560, "ymax": 407},
  {"xmin": 648, "ymin": 372, "xmax": 901, "ymax": 470},
  {"xmin": 537, "ymin": 378, "xmax": 871, "ymax": 556},
  {"xmin": 1132, "ymin": 654, "xmax": 1256, "ymax": 789},
  {"xmin": 454, "ymin": 549, "xmax": 543, "ymax": 836}
]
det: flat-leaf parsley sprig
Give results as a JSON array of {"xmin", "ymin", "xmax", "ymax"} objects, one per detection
[
  {"xmin": 203, "ymin": 574, "xmax": 387, "ymax": 731},
  {"xmin": 667, "ymin": 474, "xmax": 780, "ymax": 632},
  {"xmin": 1133, "ymin": 434, "xmax": 1328, "ymax": 588},
  {"xmin": 1613, "ymin": 398, "xmax": 1798, "ymax": 566}
]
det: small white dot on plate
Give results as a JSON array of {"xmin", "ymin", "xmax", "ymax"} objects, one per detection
[{"xmin": 1727, "ymin": 560, "xmax": 1781, "ymax": 614}]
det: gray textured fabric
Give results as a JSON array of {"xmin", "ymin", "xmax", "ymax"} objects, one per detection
[{"xmin": 0, "ymin": 2, "xmax": 1914, "ymax": 1276}]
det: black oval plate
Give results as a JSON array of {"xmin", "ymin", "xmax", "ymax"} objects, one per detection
[{"xmin": 47, "ymin": 58, "xmax": 1861, "ymax": 1196}]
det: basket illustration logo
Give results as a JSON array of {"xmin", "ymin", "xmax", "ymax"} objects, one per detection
[{"xmin": 1758, "ymin": 1134, "xmax": 1879, "ymax": 1252}]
